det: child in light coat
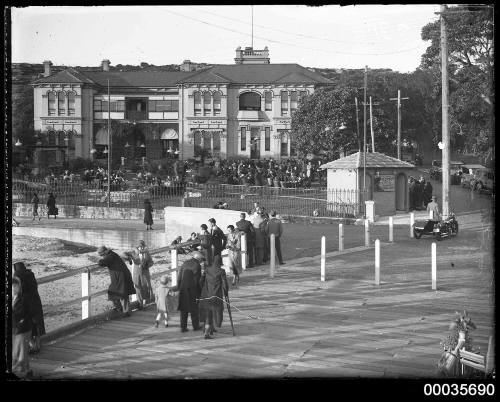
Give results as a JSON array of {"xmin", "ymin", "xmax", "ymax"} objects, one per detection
[{"xmin": 154, "ymin": 275, "xmax": 176, "ymax": 328}]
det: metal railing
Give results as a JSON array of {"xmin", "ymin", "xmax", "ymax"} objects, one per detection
[{"xmin": 13, "ymin": 178, "xmax": 363, "ymax": 218}]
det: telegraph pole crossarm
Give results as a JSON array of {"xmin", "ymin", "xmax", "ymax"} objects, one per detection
[{"xmin": 389, "ymin": 90, "xmax": 409, "ymax": 160}]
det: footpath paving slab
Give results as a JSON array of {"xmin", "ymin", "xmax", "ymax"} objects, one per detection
[{"xmin": 28, "ymin": 222, "xmax": 493, "ymax": 379}]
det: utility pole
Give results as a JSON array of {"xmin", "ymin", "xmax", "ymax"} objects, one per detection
[
  {"xmin": 363, "ymin": 66, "xmax": 368, "ymax": 196},
  {"xmin": 441, "ymin": 4, "xmax": 450, "ymax": 219},
  {"xmin": 370, "ymin": 96, "xmax": 375, "ymax": 152},
  {"xmin": 355, "ymin": 97, "xmax": 361, "ymax": 152},
  {"xmin": 107, "ymin": 79, "xmax": 111, "ymax": 208},
  {"xmin": 389, "ymin": 90, "xmax": 409, "ymax": 159}
]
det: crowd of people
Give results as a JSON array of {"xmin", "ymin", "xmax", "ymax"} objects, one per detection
[{"xmin": 409, "ymin": 175, "xmax": 433, "ymax": 211}]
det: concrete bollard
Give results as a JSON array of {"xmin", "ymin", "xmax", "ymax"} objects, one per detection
[
  {"xmin": 81, "ymin": 270, "xmax": 91, "ymax": 320},
  {"xmin": 339, "ymin": 223, "xmax": 344, "ymax": 251},
  {"xmin": 375, "ymin": 239, "xmax": 380, "ymax": 285},
  {"xmin": 320, "ymin": 236, "xmax": 326, "ymax": 282},
  {"xmin": 171, "ymin": 248, "xmax": 178, "ymax": 286},
  {"xmin": 389, "ymin": 216, "xmax": 394, "ymax": 242},
  {"xmin": 431, "ymin": 242, "xmax": 437, "ymax": 290},
  {"xmin": 270, "ymin": 234, "xmax": 276, "ymax": 278},
  {"xmin": 241, "ymin": 233, "xmax": 247, "ymax": 271},
  {"xmin": 410, "ymin": 212, "xmax": 415, "ymax": 238},
  {"xmin": 365, "ymin": 219, "xmax": 370, "ymax": 247}
]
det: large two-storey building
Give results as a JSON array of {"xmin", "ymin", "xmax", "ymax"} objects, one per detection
[{"xmin": 31, "ymin": 47, "xmax": 333, "ymax": 168}]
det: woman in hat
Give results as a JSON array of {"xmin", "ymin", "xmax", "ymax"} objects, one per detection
[
  {"xmin": 226, "ymin": 225, "xmax": 242, "ymax": 286},
  {"xmin": 143, "ymin": 199, "xmax": 154, "ymax": 230},
  {"xmin": 13, "ymin": 262, "xmax": 45, "ymax": 354},
  {"xmin": 98, "ymin": 246, "xmax": 136, "ymax": 316},
  {"xmin": 46, "ymin": 192, "xmax": 58, "ymax": 219}
]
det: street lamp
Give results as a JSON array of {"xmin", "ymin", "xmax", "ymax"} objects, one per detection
[
  {"xmin": 64, "ymin": 136, "xmax": 69, "ymax": 169},
  {"xmin": 15, "ymin": 139, "xmax": 22, "ymax": 147}
]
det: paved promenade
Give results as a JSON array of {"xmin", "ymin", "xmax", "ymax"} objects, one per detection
[{"xmin": 27, "ymin": 220, "xmax": 493, "ymax": 379}]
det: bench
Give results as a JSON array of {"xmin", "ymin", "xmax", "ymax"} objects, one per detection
[{"xmin": 459, "ymin": 336, "xmax": 495, "ymax": 377}]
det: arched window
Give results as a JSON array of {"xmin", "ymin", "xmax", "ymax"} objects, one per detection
[
  {"xmin": 68, "ymin": 91, "xmax": 76, "ymax": 115},
  {"xmin": 203, "ymin": 92, "xmax": 211, "ymax": 116},
  {"xmin": 265, "ymin": 91, "xmax": 273, "ymax": 111},
  {"xmin": 239, "ymin": 92, "xmax": 261, "ymax": 111},
  {"xmin": 281, "ymin": 91, "xmax": 288, "ymax": 116},
  {"xmin": 290, "ymin": 91, "xmax": 298, "ymax": 113},
  {"xmin": 193, "ymin": 130, "xmax": 202, "ymax": 147},
  {"xmin": 47, "ymin": 130, "xmax": 56, "ymax": 146},
  {"xmin": 58, "ymin": 131, "xmax": 66, "ymax": 146},
  {"xmin": 213, "ymin": 92, "xmax": 221, "ymax": 116},
  {"xmin": 66, "ymin": 130, "xmax": 76, "ymax": 150},
  {"xmin": 58, "ymin": 92, "xmax": 66, "ymax": 115},
  {"xmin": 48, "ymin": 92, "xmax": 56, "ymax": 115},
  {"xmin": 194, "ymin": 92, "xmax": 202, "ymax": 116}
]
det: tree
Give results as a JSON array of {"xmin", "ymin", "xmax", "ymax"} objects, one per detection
[
  {"xmin": 420, "ymin": 5, "xmax": 494, "ymax": 160},
  {"xmin": 291, "ymin": 86, "xmax": 359, "ymax": 161}
]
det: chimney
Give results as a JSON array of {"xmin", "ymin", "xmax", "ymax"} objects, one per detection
[
  {"xmin": 43, "ymin": 60, "xmax": 52, "ymax": 77},
  {"xmin": 101, "ymin": 59, "xmax": 111, "ymax": 71}
]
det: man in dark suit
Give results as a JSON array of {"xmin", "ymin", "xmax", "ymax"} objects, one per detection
[
  {"xmin": 171, "ymin": 251, "xmax": 204, "ymax": 332},
  {"xmin": 235, "ymin": 212, "xmax": 255, "ymax": 267},
  {"xmin": 208, "ymin": 218, "xmax": 227, "ymax": 258},
  {"xmin": 265, "ymin": 210, "xmax": 285, "ymax": 265}
]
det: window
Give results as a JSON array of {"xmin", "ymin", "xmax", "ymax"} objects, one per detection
[
  {"xmin": 204, "ymin": 92, "xmax": 211, "ymax": 116},
  {"xmin": 47, "ymin": 131, "xmax": 56, "ymax": 146},
  {"xmin": 265, "ymin": 91, "xmax": 272, "ymax": 111},
  {"xmin": 213, "ymin": 132, "xmax": 221, "ymax": 151},
  {"xmin": 239, "ymin": 92, "xmax": 261, "ymax": 111},
  {"xmin": 290, "ymin": 134, "xmax": 297, "ymax": 156},
  {"xmin": 48, "ymin": 92, "xmax": 56, "ymax": 115},
  {"xmin": 299, "ymin": 90, "xmax": 308, "ymax": 101},
  {"xmin": 265, "ymin": 127, "xmax": 270, "ymax": 151},
  {"xmin": 193, "ymin": 130, "xmax": 202, "ymax": 148},
  {"xmin": 94, "ymin": 100, "xmax": 125, "ymax": 112},
  {"xmin": 240, "ymin": 127, "xmax": 247, "ymax": 151},
  {"xmin": 58, "ymin": 92, "xmax": 66, "ymax": 115},
  {"xmin": 57, "ymin": 131, "xmax": 66, "ymax": 146},
  {"xmin": 148, "ymin": 100, "xmax": 179, "ymax": 112},
  {"xmin": 213, "ymin": 92, "xmax": 221, "ymax": 116},
  {"xmin": 68, "ymin": 92, "xmax": 76, "ymax": 115},
  {"xmin": 66, "ymin": 131, "xmax": 76, "ymax": 150},
  {"xmin": 203, "ymin": 132, "xmax": 211, "ymax": 150},
  {"xmin": 194, "ymin": 92, "xmax": 202, "ymax": 116},
  {"xmin": 290, "ymin": 91, "xmax": 298, "ymax": 113},
  {"xmin": 281, "ymin": 91, "xmax": 288, "ymax": 116},
  {"xmin": 280, "ymin": 131, "xmax": 289, "ymax": 156}
]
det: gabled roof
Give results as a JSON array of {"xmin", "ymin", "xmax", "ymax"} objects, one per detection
[
  {"xmin": 180, "ymin": 64, "xmax": 333, "ymax": 84},
  {"xmin": 32, "ymin": 63, "xmax": 334, "ymax": 87},
  {"xmin": 320, "ymin": 152, "xmax": 415, "ymax": 169}
]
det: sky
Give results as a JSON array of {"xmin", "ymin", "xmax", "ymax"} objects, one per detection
[{"xmin": 11, "ymin": 5, "xmax": 441, "ymax": 73}]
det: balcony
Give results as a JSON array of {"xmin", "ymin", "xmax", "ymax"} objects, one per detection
[{"xmin": 126, "ymin": 110, "xmax": 148, "ymax": 121}]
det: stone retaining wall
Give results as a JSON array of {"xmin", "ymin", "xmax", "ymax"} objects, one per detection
[{"xmin": 13, "ymin": 203, "xmax": 164, "ymax": 220}]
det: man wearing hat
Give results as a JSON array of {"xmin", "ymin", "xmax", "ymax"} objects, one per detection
[
  {"xmin": 208, "ymin": 218, "xmax": 227, "ymax": 259},
  {"xmin": 170, "ymin": 251, "xmax": 204, "ymax": 332},
  {"xmin": 265, "ymin": 210, "xmax": 285, "ymax": 265},
  {"xmin": 97, "ymin": 246, "xmax": 136, "ymax": 317}
]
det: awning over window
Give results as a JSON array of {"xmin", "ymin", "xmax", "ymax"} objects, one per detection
[
  {"xmin": 160, "ymin": 128, "xmax": 178, "ymax": 140},
  {"xmin": 94, "ymin": 127, "xmax": 108, "ymax": 145}
]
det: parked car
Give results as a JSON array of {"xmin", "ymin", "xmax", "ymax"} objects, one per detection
[
  {"xmin": 471, "ymin": 169, "xmax": 494, "ymax": 193},
  {"xmin": 459, "ymin": 164, "xmax": 486, "ymax": 188},
  {"xmin": 429, "ymin": 160, "xmax": 464, "ymax": 183}
]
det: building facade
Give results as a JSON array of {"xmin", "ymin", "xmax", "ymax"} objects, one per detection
[{"xmin": 31, "ymin": 47, "xmax": 333, "ymax": 169}]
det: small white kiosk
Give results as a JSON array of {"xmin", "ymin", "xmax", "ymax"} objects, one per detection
[{"xmin": 320, "ymin": 152, "xmax": 416, "ymax": 220}]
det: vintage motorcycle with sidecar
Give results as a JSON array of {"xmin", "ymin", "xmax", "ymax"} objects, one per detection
[{"xmin": 412, "ymin": 212, "xmax": 459, "ymax": 241}]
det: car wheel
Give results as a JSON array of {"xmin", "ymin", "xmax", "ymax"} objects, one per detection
[{"xmin": 414, "ymin": 229, "xmax": 422, "ymax": 239}]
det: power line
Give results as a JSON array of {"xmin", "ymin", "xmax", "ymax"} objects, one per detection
[
  {"xmin": 158, "ymin": 8, "xmax": 430, "ymax": 57},
  {"xmin": 190, "ymin": 6, "xmax": 439, "ymax": 46}
]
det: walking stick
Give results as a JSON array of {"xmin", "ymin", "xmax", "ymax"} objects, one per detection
[{"xmin": 225, "ymin": 293, "xmax": 236, "ymax": 336}]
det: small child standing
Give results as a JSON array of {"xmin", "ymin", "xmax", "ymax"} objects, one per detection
[{"xmin": 154, "ymin": 275, "xmax": 173, "ymax": 328}]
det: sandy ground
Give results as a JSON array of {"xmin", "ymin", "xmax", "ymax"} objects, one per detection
[{"xmin": 12, "ymin": 235, "xmax": 190, "ymax": 332}]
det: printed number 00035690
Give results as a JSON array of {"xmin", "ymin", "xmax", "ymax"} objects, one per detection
[{"xmin": 424, "ymin": 383, "xmax": 494, "ymax": 396}]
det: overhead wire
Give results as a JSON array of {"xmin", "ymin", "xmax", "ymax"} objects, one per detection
[{"xmin": 157, "ymin": 7, "xmax": 433, "ymax": 57}]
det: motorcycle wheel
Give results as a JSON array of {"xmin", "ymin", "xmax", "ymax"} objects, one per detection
[
  {"xmin": 453, "ymin": 222, "xmax": 459, "ymax": 235},
  {"xmin": 435, "ymin": 232, "xmax": 442, "ymax": 241},
  {"xmin": 413, "ymin": 229, "xmax": 422, "ymax": 239}
]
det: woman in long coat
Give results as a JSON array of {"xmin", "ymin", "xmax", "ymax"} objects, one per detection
[
  {"xmin": 46, "ymin": 192, "xmax": 58, "ymax": 218},
  {"xmin": 135, "ymin": 240, "xmax": 154, "ymax": 307},
  {"xmin": 199, "ymin": 255, "xmax": 229, "ymax": 339},
  {"xmin": 98, "ymin": 246, "xmax": 136, "ymax": 316},
  {"xmin": 225, "ymin": 225, "xmax": 242, "ymax": 286},
  {"xmin": 13, "ymin": 262, "xmax": 45, "ymax": 353},
  {"xmin": 143, "ymin": 199, "xmax": 154, "ymax": 230}
]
